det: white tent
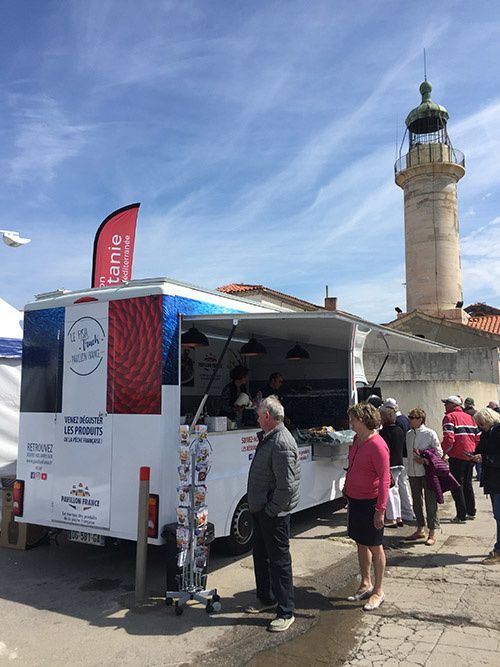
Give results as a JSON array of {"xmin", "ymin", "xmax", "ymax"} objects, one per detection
[{"xmin": 0, "ymin": 298, "xmax": 23, "ymax": 476}]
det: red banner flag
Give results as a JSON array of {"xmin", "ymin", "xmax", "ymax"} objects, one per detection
[{"xmin": 91, "ymin": 203, "xmax": 140, "ymax": 288}]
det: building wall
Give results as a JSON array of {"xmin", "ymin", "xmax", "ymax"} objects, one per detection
[
  {"xmin": 390, "ymin": 315, "xmax": 500, "ymax": 349},
  {"xmin": 364, "ymin": 347, "xmax": 500, "ymax": 434}
]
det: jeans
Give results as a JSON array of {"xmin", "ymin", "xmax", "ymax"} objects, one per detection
[
  {"xmin": 449, "ymin": 458, "xmax": 476, "ymax": 520},
  {"xmin": 409, "ymin": 476, "xmax": 439, "ymax": 530},
  {"xmin": 251, "ymin": 510, "xmax": 294, "ymax": 618},
  {"xmin": 492, "ymin": 493, "xmax": 500, "ymax": 552}
]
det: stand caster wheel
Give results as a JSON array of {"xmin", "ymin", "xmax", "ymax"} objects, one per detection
[
  {"xmin": 206, "ymin": 602, "xmax": 214, "ymax": 614},
  {"xmin": 165, "ymin": 597, "xmax": 173, "ymax": 606},
  {"xmin": 175, "ymin": 601, "xmax": 184, "ymax": 616},
  {"xmin": 212, "ymin": 601, "xmax": 222, "ymax": 612}
]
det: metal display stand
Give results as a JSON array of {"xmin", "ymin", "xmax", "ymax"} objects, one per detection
[
  {"xmin": 165, "ymin": 434, "xmax": 221, "ymax": 616},
  {"xmin": 165, "ymin": 318, "xmax": 238, "ymax": 615}
]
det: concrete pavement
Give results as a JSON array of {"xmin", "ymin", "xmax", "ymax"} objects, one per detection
[
  {"xmin": 0, "ymin": 486, "xmax": 498, "ymax": 666},
  {"xmin": 342, "ymin": 484, "xmax": 500, "ymax": 667},
  {"xmin": 247, "ymin": 482, "xmax": 500, "ymax": 667}
]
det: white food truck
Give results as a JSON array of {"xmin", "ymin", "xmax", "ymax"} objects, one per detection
[{"xmin": 14, "ymin": 278, "xmax": 454, "ymax": 552}]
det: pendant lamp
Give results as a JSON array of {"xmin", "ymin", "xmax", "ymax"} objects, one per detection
[
  {"xmin": 181, "ymin": 326, "xmax": 209, "ymax": 348},
  {"xmin": 285, "ymin": 343, "xmax": 309, "ymax": 360},
  {"xmin": 240, "ymin": 337, "xmax": 267, "ymax": 357}
]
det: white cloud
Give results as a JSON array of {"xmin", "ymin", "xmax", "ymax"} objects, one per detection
[{"xmin": 6, "ymin": 94, "xmax": 90, "ymax": 185}]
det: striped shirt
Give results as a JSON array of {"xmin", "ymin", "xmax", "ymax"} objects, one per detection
[{"xmin": 442, "ymin": 406, "xmax": 480, "ymax": 460}]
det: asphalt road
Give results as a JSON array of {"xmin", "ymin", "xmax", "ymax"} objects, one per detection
[{"xmin": 0, "ymin": 499, "xmax": 359, "ymax": 666}]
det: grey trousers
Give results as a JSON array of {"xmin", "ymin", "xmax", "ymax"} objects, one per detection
[{"xmin": 409, "ymin": 476, "xmax": 439, "ymax": 530}]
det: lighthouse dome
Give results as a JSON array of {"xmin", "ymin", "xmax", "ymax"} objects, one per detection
[{"xmin": 405, "ymin": 81, "xmax": 449, "ymax": 134}]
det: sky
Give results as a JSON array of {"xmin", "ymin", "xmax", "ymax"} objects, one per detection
[{"xmin": 1, "ymin": 0, "xmax": 500, "ymax": 323}]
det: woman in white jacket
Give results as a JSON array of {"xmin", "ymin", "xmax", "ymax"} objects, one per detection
[{"xmin": 404, "ymin": 408, "xmax": 443, "ymax": 546}]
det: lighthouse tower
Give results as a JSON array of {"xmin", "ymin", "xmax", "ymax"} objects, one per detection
[{"xmin": 395, "ymin": 81, "xmax": 466, "ymax": 321}]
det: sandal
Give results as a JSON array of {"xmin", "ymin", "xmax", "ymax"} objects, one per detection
[
  {"xmin": 425, "ymin": 536, "xmax": 436, "ymax": 546},
  {"xmin": 404, "ymin": 531, "xmax": 425, "ymax": 541},
  {"xmin": 347, "ymin": 587, "xmax": 373, "ymax": 601},
  {"xmin": 363, "ymin": 593, "xmax": 385, "ymax": 611}
]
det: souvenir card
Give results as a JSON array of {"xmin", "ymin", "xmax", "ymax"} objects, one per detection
[
  {"xmin": 196, "ymin": 441, "xmax": 211, "ymax": 463},
  {"xmin": 177, "ymin": 485, "xmax": 191, "ymax": 505},
  {"xmin": 179, "ymin": 425, "xmax": 189, "ymax": 443},
  {"xmin": 177, "ymin": 465, "xmax": 190, "ymax": 482},
  {"xmin": 194, "ymin": 424, "xmax": 208, "ymax": 439},
  {"xmin": 195, "ymin": 527, "xmax": 206, "ymax": 546},
  {"xmin": 193, "ymin": 545, "xmax": 209, "ymax": 572},
  {"xmin": 176, "ymin": 527, "xmax": 190, "ymax": 549},
  {"xmin": 194, "ymin": 506, "xmax": 208, "ymax": 529},
  {"xmin": 194, "ymin": 485, "xmax": 206, "ymax": 507},
  {"xmin": 177, "ymin": 547, "xmax": 188, "ymax": 568},
  {"xmin": 195, "ymin": 463, "xmax": 209, "ymax": 484},
  {"xmin": 176, "ymin": 506, "xmax": 189, "ymax": 527},
  {"xmin": 179, "ymin": 445, "xmax": 190, "ymax": 464}
]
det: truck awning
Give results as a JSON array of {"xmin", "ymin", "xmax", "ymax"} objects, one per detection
[{"xmin": 183, "ymin": 311, "xmax": 458, "ymax": 354}]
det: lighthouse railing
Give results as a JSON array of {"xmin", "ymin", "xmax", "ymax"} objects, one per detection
[{"xmin": 394, "ymin": 146, "xmax": 465, "ymax": 175}]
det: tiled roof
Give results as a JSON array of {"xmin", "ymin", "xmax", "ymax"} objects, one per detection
[
  {"xmin": 468, "ymin": 315, "xmax": 500, "ymax": 335},
  {"xmin": 217, "ymin": 283, "xmax": 262, "ymax": 294},
  {"xmin": 465, "ymin": 302, "xmax": 500, "ymax": 317},
  {"xmin": 216, "ymin": 283, "xmax": 321, "ymax": 310}
]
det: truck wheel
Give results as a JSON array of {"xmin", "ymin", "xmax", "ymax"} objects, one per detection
[{"xmin": 225, "ymin": 498, "xmax": 253, "ymax": 555}]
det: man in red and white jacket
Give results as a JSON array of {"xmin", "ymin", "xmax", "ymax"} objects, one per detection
[{"xmin": 441, "ymin": 395, "xmax": 480, "ymax": 522}]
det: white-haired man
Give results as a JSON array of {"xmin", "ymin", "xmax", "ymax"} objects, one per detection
[{"xmin": 245, "ymin": 396, "xmax": 300, "ymax": 632}]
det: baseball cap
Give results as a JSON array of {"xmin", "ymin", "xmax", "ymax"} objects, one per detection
[
  {"xmin": 464, "ymin": 397, "xmax": 475, "ymax": 408},
  {"xmin": 382, "ymin": 397, "xmax": 398, "ymax": 410},
  {"xmin": 441, "ymin": 395, "xmax": 462, "ymax": 406},
  {"xmin": 487, "ymin": 400, "xmax": 499, "ymax": 410},
  {"xmin": 367, "ymin": 394, "xmax": 383, "ymax": 408}
]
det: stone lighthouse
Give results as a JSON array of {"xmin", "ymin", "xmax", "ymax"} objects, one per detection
[{"xmin": 395, "ymin": 81, "xmax": 466, "ymax": 321}]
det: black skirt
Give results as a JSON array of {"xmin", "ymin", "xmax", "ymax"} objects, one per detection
[{"xmin": 347, "ymin": 497, "xmax": 384, "ymax": 547}]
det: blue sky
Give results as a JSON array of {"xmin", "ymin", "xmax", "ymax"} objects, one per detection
[{"xmin": 1, "ymin": 0, "xmax": 499, "ymax": 322}]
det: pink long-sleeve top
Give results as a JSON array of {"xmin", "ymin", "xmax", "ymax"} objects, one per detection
[{"xmin": 344, "ymin": 433, "xmax": 390, "ymax": 512}]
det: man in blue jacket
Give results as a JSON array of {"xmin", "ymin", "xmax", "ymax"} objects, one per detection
[{"xmin": 245, "ymin": 395, "xmax": 300, "ymax": 632}]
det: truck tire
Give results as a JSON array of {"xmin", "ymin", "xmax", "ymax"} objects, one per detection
[{"xmin": 225, "ymin": 498, "xmax": 253, "ymax": 555}]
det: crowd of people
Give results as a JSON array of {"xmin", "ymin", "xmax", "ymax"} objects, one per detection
[{"xmin": 243, "ymin": 391, "xmax": 500, "ymax": 632}]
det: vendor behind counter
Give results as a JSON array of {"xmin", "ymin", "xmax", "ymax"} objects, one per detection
[{"xmin": 219, "ymin": 365, "xmax": 250, "ymax": 423}]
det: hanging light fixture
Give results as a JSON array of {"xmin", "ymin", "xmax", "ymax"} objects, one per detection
[
  {"xmin": 286, "ymin": 343, "xmax": 309, "ymax": 360},
  {"xmin": 181, "ymin": 326, "xmax": 209, "ymax": 348},
  {"xmin": 240, "ymin": 337, "xmax": 267, "ymax": 357}
]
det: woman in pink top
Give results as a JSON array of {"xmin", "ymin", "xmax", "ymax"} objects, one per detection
[{"xmin": 344, "ymin": 402, "xmax": 390, "ymax": 611}]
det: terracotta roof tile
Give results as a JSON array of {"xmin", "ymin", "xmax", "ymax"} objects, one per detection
[
  {"xmin": 217, "ymin": 283, "xmax": 262, "ymax": 294},
  {"xmin": 216, "ymin": 283, "xmax": 321, "ymax": 310},
  {"xmin": 468, "ymin": 315, "xmax": 500, "ymax": 335}
]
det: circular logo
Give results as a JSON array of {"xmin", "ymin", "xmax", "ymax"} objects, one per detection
[{"xmin": 67, "ymin": 317, "xmax": 106, "ymax": 376}]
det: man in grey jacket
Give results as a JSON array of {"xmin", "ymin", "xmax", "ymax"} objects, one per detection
[{"xmin": 245, "ymin": 396, "xmax": 300, "ymax": 632}]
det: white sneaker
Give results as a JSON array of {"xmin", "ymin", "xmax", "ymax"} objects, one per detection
[
  {"xmin": 244, "ymin": 600, "xmax": 276, "ymax": 614},
  {"xmin": 268, "ymin": 615, "xmax": 295, "ymax": 632}
]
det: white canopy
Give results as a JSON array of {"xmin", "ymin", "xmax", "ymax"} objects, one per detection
[
  {"xmin": 0, "ymin": 298, "xmax": 23, "ymax": 358},
  {"xmin": 183, "ymin": 311, "xmax": 458, "ymax": 354},
  {"xmin": 0, "ymin": 298, "xmax": 23, "ymax": 476}
]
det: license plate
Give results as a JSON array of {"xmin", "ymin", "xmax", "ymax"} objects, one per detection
[{"xmin": 68, "ymin": 530, "xmax": 105, "ymax": 546}]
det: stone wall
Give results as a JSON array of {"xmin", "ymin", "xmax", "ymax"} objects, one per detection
[{"xmin": 364, "ymin": 347, "xmax": 499, "ymax": 434}]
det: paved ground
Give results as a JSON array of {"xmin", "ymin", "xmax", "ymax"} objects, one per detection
[
  {"xmin": 0, "ymin": 486, "xmax": 498, "ymax": 666},
  {"xmin": 0, "ymin": 500, "xmax": 352, "ymax": 666},
  {"xmin": 251, "ymin": 481, "xmax": 500, "ymax": 667},
  {"xmin": 341, "ymin": 485, "xmax": 500, "ymax": 667}
]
